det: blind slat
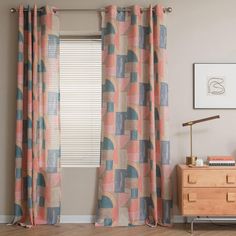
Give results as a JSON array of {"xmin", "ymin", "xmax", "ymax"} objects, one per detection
[{"xmin": 60, "ymin": 39, "xmax": 102, "ymax": 168}]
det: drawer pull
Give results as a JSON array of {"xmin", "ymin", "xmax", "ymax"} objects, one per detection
[
  {"xmin": 188, "ymin": 193, "xmax": 197, "ymax": 202},
  {"xmin": 188, "ymin": 174, "xmax": 197, "ymax": 184},
  {"xmin": 227, "ymin": 175, "xmax": 235, "ymax": 184},
  {"xmin": 227, "ymin": 193, "xmax": 236, "ymax": 202}
]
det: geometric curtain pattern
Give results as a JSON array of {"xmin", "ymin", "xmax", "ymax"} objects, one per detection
[
  {"xmin": 13, "ymin": 5, "xmax": 60, "ymax": 226},
  {"xmin": 96, "ymin": 5, "xmax": 172, "ymax": 227}
]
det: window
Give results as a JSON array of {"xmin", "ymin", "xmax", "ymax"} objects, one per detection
[{"xmin": 60, "ymin": 37, "xmax": 102, "ymax": 167}]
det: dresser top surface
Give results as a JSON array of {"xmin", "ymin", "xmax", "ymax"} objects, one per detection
[{"xmin": 178, "ymin": 164, "xmax": 236, "ymax": 170}]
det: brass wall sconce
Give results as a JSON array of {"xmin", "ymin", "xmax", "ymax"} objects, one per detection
[{"xmin": 182, "ymin": 115, "xmax": 220, "ymax": 165}]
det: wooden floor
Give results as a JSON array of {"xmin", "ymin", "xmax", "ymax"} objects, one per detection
[{"xmin": 1, "ymin": 223, "xmax": 236, "ymax": 236}]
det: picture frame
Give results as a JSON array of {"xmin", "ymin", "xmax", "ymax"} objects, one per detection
[{"xmin": 193, "ymin": 63, "xmax": 236, "ymax": 109}]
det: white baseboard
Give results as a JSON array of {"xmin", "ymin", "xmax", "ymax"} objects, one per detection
[
  {"xmin": 0, "ymin": 215, "xmax": 12, "ymax": 224},
  {"xmin": 173, "ymin": 215, "xmax": 194, "ymax": 223},
  {"xmin": 60, "ymin": 215, "xmax": 96, "ymax": 223},
  {"xmin": 0, "ymin": 215, "xmax": 96, "ymax": 224},
  {"xmin": 0, "ymin": 215, "xmax": 213, "ymax": 224},
  {"xmin": 61, "ymin": 215, "xmax": 194, "ymax": 224}
]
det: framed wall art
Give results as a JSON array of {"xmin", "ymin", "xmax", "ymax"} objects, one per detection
[{"xmin": 194, "ymin": 63, "xmax": 236, "ymax": 109}]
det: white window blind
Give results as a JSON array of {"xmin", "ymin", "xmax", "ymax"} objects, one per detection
[{"xmin": 60, "ymin": 38, "xmax": 102, "ymax": 167}]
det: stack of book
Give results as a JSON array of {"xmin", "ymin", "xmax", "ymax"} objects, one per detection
[{"xmin": 208, "ymin": 156, "xmax": 235, "ymax": 166}]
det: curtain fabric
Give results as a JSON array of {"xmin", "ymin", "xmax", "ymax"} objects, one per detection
[
  {"xmin": 13, "ymin": 5, "xmax": 60, "ymax": 226},
  {"xmin": 96, "ymin": 5, "xmax": 172, "ymax": 227}
]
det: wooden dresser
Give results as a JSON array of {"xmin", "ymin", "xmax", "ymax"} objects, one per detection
[{"xmin": 177, "ymin": 164, "xmax": 236, "ymax": 216}]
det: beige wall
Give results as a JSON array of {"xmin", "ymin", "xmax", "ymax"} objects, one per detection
[{"xmin": 1, "ymin": 0, "xmax": 236, "ymax": 216}]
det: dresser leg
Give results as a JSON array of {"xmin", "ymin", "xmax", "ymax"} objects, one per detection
[{"xmin": 190, "ymin": 218, "xmax": 195, "ymax": 234}]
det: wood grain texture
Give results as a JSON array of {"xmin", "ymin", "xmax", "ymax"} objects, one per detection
[
  {"xmin": 178, "ymin": 165, "xmax": 236, "ymax": 187},
  {"xmin": 1, "ymin": 224, "xmax": 236, "ymax": 236},
  {"xmin": 177, "ymin": 164, "xmax": 236, "ymax": 216},
  {"xmin": 177, "ymin": 165, "xmax": 183, "ymax": 214},
  {"xmin": 182, "ymin": 188, "xmax": 236, "ymax": 215},
  {"xmin": 178, "ymin": 164, "xmax": 236, "ymax": 170},
  {"xmin": 182, "ymin": 170, "xmax": 236, "ymax": 187}
]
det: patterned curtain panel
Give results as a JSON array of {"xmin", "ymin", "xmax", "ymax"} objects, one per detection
[
  {"xmin": 13, "ymin": 5, "xmax": 60, "ymax": 226},
  {"xmin": 96, "ymin": 5, "xmax": 172, "ymax": 227}
]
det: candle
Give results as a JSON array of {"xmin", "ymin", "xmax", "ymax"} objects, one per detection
[{"xmin": 196, "ymin": 158, "xmax": 204, "ymax": 166}]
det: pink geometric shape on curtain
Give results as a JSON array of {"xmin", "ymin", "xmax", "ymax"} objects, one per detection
[
  {"xmin": 13, "ymin": 5, "xmax": 60, "ymax": 226},
  {"xmin": 96, "ymin": 5, "xmax": 172, "ymax": 227}
]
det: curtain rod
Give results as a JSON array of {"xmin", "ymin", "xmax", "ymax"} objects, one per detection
[{"xmin": 10, "ymin": 7, "xmax": 173, "ymax": 14}]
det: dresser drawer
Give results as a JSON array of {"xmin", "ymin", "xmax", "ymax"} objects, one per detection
[
  {"xmin": 182, "ymin": 188, "xmax": 236, "ymax": 216},
  {"xmin": 182, "ymin": 169, "xmax": 236, "ymax": 187}
]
